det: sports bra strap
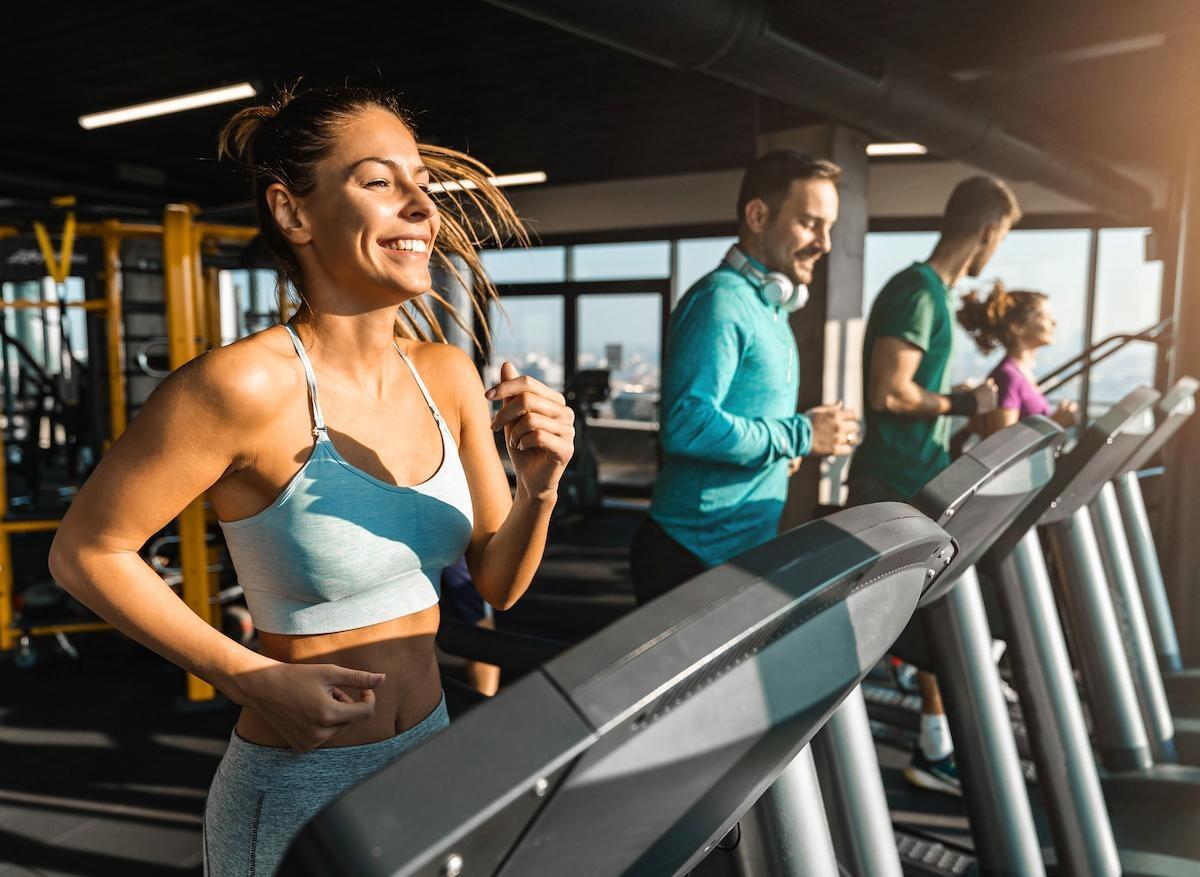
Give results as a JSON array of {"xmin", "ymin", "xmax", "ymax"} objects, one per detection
[
  {"xmin": 393, "ymin": 341, "xmax": 444, "ymax": 424},
  {"xmin": 282, "ymin": 323, "xmax": 327, "ymax": 436}
]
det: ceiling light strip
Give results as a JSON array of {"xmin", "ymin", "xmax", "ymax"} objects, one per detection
[
  {"xmin": 80, "ymin": 83, "xmax": 258, "ymax": 130},
  {"xmin": 431, "ymin": 171, "xmax": 548, "ymax": 193},
  {"xmin": 866, "ymin": 142, "xmax": 928, "ymax": 157}
]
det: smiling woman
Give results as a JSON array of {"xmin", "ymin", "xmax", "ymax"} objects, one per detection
[{"xmin": 47, "ymin": 85, "xmax": 576, "ymax": 877}]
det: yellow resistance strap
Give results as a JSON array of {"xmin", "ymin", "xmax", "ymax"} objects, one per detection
[{"xmin": 33, "ymin": 202, "xmax": 77, "ymax": 284}]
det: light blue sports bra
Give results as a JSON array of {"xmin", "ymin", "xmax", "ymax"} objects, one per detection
[{"xmin": 218, "ymin": 324, "xmax": 475, "ymax": 635}]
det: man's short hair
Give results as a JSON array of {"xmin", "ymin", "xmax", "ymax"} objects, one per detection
[
  {"xmin": 736, "ymin": 149, "xmax": 842, "ymax": 224},
  {"xmin": 941, "ymin": 175, "xmax": 1022, "ymax": 239}
]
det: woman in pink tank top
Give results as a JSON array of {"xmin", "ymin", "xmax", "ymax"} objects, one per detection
[{"xmin": 957, "ymin": 281, "xmax": 1080, "ymax": 436}]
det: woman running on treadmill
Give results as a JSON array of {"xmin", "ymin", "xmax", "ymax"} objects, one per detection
[
  {"xmin": 48, "ymin": 86, "xmax": 574, "ymax": 876},
  {"xmin": 958, "ymin": 280, "xmax": 1080, "ymax": 434}
]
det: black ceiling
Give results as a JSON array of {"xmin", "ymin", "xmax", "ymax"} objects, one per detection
[{"xmin": 1, "ymin": 0, "xmax": 1194, "ymax": 218}]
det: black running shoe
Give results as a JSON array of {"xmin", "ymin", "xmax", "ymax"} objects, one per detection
[{"xmin": 904, "ymin": 751, "xmax": 962, "ymax": 797}]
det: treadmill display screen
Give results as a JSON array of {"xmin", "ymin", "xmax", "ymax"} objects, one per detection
[
  {"xmin": 914, "ymin": 417, "xmax": 1063, "ymax": 604},
  {"xmin": 1116, "ymin": 377, "xmax": 1198, "ymax": 477}
]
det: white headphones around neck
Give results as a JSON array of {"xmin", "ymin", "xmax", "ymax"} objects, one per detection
[{"xmin": 723, "ymin": 246, "xmax": 809, "ymax": 313}]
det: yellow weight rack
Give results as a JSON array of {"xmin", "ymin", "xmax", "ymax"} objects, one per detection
[{"xmin": 0, "ymin": 204, "xmax": 257, "ymax": 702}]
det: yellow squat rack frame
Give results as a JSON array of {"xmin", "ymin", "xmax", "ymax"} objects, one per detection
[{"xmin": 0, "ymin": 204, "xmax": 257, "ymax": 702}]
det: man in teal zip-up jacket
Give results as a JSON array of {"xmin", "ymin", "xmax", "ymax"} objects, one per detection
[{"xmin": 631, "ymin": 150, "xmax": 860, "ymax": 604}]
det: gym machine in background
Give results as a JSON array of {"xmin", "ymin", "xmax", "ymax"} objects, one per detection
[
  {"xmin": 1103, "ymin": 378, "xmax": 1200, "ymax": 726},
  {"xmin": 1045, "ymin": 375, "xmax": 1200, "ymax": 766}
]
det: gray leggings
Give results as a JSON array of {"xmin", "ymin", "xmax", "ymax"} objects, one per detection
[{"xmin": 203, "ymin": 693, "xmax": 448, "ymax": 877}]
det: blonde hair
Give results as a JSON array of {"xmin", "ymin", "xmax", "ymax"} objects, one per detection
[
  {"xmin": 957, "ymin": 280, "xmax": 1047, "ymax": 354},
  {"xmin": 218, "ymin": 85, "xmax": 526, "ymax": 350}
]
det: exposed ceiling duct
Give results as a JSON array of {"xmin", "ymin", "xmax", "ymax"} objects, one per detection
[{"xmin": 487, "ymin": 0, "xmax": 1153, "ymax": 220}]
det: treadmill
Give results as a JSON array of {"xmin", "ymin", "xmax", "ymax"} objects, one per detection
[
  {"xmin": 1076, "ymin": 378, "xmax": 1200, "ymax": 766},
  {"xmin": 278, "ymin": 504, "xmax": 954, "ymax": 876},
  {"xmin": 862, "ymin": 378, "xmax": 1198, "ymax": 752},
  {"xmin": 813, "ymin": 416, "xmax": 1065, "ymax": 876},
  {"xmin": 982, "ymin": 387, "xmax": 1200, "ymax": 876},
  {"xmin": 1101, "ymin": 378, "xmax": 1200, "ymax": 721},
  {"xmin": 1046, "ymin": 378, "xmax": 1200, "ymax": 775}
]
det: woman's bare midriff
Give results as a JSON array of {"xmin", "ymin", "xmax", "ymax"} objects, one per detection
[{"xmin": 235, "ymin": 604, "xmax": 443, "ymax": 749}]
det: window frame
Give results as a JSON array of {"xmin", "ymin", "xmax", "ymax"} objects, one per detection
[{"xmin": 484, "ymin": 278, "xmax": 672, "ymax": 394}]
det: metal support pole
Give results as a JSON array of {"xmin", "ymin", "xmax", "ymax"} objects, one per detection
[
  {"xmin": 806, "ymin": 686, "xmax": 902, "ymax": 877},
  {"xmin": 0, "ymin": 385, "xmax": 10, "ymax": 651},
  {"xmin": 1114, "ymin": 471, "xmax": 1183, "ymax": 673},
  {"xmin": 811, "ymin": 687, "xmax": 903, "ymax": 877},
  {"xmin": 1081, "ymin": 228, "xmax": 1100, "ymax": 420},
  {"xmin": 730, "ymin": 744, "xmax": 841, "ymax": 877},
  {"xmin": 925, "ymin": 566, "xmax": 1045, "ymax": 876},
  {"xmin": 163, "ymin": 204, "xmax": 216, "ymax": 702},
  {"xmin": 0, "ymin": 529, "xmax": 11, "ymax": 653},
  {"xmin": 189, "ymin": 233, "xmax": 206, "ymax": 353},
  {"xmin": 100, "ymin": 221, "xmax": 127, "ymax": 442},
  {"xmin": 990, "ymin": 532, "xmax": 1121, "ymax": 877},
  {"xmin": 1044, "ymin": 511, "xmax": 1154, "ymax": 771},
  {"xmin": 1089, "ymin": 482, "xmax": 1178, "ymax": 763},
  {"xmin": 1163, "ymin": 55, "xmax": 1200, "ymax": 664},
  {"xmin": 203, "ymin": 267, "xmax": 222, "ymax": 352}
]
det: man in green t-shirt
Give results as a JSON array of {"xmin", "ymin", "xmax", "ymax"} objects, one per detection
[{"xmin": 848, "ymin": 175, "xmax": 1021, "ymax": 795}]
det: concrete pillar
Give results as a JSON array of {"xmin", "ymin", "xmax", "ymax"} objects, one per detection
[
  {"xmin": 1163, "ymin": 104, "xmax": 1200, "ymax": 663},
  {"xmin": 759, "ymin": 124, "xmax": 869, "ymax": 530},
  {"xmin": 430, "ymin": 256, "xmax": 474, "ymax": 355}
]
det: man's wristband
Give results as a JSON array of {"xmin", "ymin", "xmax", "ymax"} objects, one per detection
[{"xmin": 945, "ymin": 391, "xmax": 978, "ymax": 417}]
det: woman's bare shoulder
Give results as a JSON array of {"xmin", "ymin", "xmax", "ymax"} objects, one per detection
[{"xmin": 403, "ymin": 339, "xmax": 485, "ymax": 395}]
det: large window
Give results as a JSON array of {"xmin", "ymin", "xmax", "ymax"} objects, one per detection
[
  {"xmin": 480, "ymin": 246, "xmax": 566, "ymax": 284},
  {"xmin": 863, "ymin": 226, "xmax": 1161, "ymax": 415},
  {"xmin": 572, "ymin": 242, "xmax": 670, "ymax": 281},
  {"xmin": 675, "ymin": 236, "xmax": 736, "ymax": 301},
  {"xmin": 577, "ymin": 293, "xmax": 662, "ymax": 420},
  {"xmin": 470, "ymin": 222, "xmax": 1167, "ymax": 498},
  {"xmin": 1, "ymin": 278, "xmax": 89, "ymax": 373},
  {"xmin": 218, "ymin": 268, "xmax": 284, "ymax": 343},
  {"xmin": 485, "ymin": 295, "xmax": 565, "ymax": 391},
  {"xmin": 480, "ymin": 242, "xmax": 676, "ymax": 496},
  {"xmin": 0, "ymin": 278, "xmax": 91, "ymax": 460},
  {"xmin": 481, "ymin": 242, "xmax": 673, "ymax": 425},
  {"xmin": 862, "ymin": 232, "xmax": 938, "ymax": 315},
  {"xmin": 963, "ymin": 229, "xmax": 1091, "ymax": 399},
  {"xmin": 1091, "ymin": 228, "xmax": 1161, "ymax": 415}
]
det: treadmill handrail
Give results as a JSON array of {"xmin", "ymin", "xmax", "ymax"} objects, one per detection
[{"xmin": 1038, "ymin": 316, "xmax": 1172, "ymax": 397}]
